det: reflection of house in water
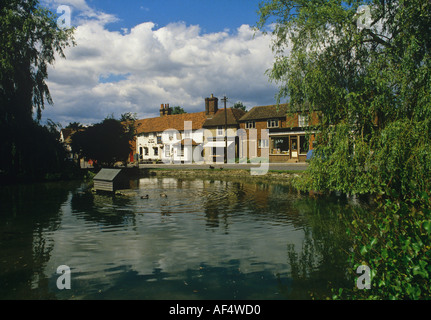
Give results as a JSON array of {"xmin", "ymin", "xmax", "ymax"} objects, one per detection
[{"xmin": 71, "ymin": 191, "xmax": 136, "ymax": 226}]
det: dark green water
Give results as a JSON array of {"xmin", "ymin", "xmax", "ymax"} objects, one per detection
[{"xmin": 0, "ymin": 176, "xmax": 370, "ymax": 300}]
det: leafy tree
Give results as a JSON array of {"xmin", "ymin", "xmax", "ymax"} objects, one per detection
[
  {"xmin": 233, "ymin": 102, "xmax": 247, "ymax": 112},
  {"xmin": 257, "ymin": 0, "xmax": 431, "ymax": 299},
  {"xmin": 120, "ymin": 112, "xmax": 138, "ymax": 122},
  {"xmin": 0, "ymin": 0, "xmax": 75, "ymax": 123},
  {"xmin": 71, "ymin": 118, "xmax": 136, "ymax": 167},
  {"xmin": 66, "ymin": 122, "xmax": 85, "ymax": 130},
  {"xmin": 0, "ymin": 0, "xmax": 75, "ymax": 179},
  {"xmin": 171, "ymin": 106, "xmax": 187, "ymax": 114}
]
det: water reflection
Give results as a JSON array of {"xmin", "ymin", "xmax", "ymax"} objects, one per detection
[
  {"xmin": 0, "ymin": 181, "xmax": 80, "ymax": 299},
  {"xmin": 0, "ymin": 177, "xmax": 371, "ymax": 300}
]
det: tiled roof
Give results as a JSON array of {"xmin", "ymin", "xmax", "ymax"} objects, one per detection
[
  {"xmin": 202, "ymin": 108, "xmax": 246, "ymax": 127},
  {"xmin": 239, "ymin": 104, "xmax": 290, "ymax": 121},
  {"xmin": 135, "ymin": 112, "xmax": 208, "ymax": 134}
]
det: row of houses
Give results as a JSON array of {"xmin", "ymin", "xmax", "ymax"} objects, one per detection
[{"xmin": 132, "ymin": 95, "xmax": 319, "ymax": 164}]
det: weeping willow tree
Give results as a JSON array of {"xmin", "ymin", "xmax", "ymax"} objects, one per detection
[
  {"xmin": 257, "ymin": 1, "xmax": 431, "ymax": 299},
  {"xmin": 0, "ymin": 0, "xmax": 75, "ymax": 179}
]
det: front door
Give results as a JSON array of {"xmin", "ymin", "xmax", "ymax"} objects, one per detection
[{"xmin": 290, "ymin": 136, "xmax": 298, "ymax": 159}]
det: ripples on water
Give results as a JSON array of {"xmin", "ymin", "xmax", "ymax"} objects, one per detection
[{"xmin": 0, "ymin": 177, "xmax": 370, "ymax": 300}]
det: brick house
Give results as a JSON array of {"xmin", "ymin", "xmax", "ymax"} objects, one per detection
[
  {"xmin": 201, "ymin": 95, "xmax": 246, "ymax": 163},
  {"xmin": 238, "ymin": 104, "xmax": 319, "ymax": 163}
]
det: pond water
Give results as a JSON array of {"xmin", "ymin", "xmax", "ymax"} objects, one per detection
[{"xmin": 0, "ymin": 175, "xmax": 370, "ymax": 300}]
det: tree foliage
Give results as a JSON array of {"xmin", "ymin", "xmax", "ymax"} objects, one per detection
[
  {"xmin": 171, "ymin": 106, "xmax": 187, "ymax": 114},
  {"xmin": 0, "ymin": 0, "xmax": 75, "ymax": 122},
  {"xmin": 233, "ymin": 101, "xmax": 247, "ymax": 112},
  {"xmin": 71, "ymin": 118, "xmax": 136, "ymax": 167},
  {"xmin": 257, "ymin": 0, "xmax": 431, "ymax": 299},
  {"xmin": 0, "ymin": 0, "xmax": 75, "ymax": 179}
]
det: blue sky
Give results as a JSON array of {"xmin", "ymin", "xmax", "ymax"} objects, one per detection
[
  {"xmin": 41, "ymin": 0, "xmax": 279, "ymax": 126},
  {"xmin": 87, "ymin": 0, "xmax": 264, "ymax": 34}
]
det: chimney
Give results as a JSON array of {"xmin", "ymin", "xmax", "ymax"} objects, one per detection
[
  {"xmin": 205, "ymin": 94, "xmax": 218, "ymax": 118},
  {"xmin": 165, "ymin": 104, "xmax": 172, "ymax": 116},
  {"xmin": 160, "ymin": 104, "xmax": 165, "ymax": 117},
  {"xmin": 160, "ymin": 104, "xmax": 172, "ymax": 117}
]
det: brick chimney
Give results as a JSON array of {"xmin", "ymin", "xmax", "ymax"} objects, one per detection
[
  {"xmin": 205, "ymin": 94, "xmax": 218, "ymax": 118},
  {"xmin": 160, "ymin": 104, "xmax": 172, "ymax": 117},
  {"xmin": 160, "ymin": 104, "xmax": 165, "ymax": 117}
]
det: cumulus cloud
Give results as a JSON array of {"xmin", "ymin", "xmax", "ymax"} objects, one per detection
[{"xmin": 42, "ymin": 3, "xmax": 278, "ymax": 125}]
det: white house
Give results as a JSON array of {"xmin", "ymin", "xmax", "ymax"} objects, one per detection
[{"xmin": 134, "ymin": 104, "xmax": 208, "ymax": 163}]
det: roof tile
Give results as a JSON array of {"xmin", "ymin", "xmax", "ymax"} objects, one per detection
[
  {"xmin": 203, "ymin": 108, "xmax": 246, "ymax": 127},
  {"xmin": 135, "ymin": 112, "xmax": 208, "ymax": 134}
]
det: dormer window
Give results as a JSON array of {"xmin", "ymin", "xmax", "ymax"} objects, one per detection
[{"xmin": 267, "ymin": 119, "xmax": 279, "ymax": 128}]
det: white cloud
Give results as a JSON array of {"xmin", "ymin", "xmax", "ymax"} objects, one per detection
[{"xmin": 43, "ymin": 4, "xmax": 278, "ymax": 125}]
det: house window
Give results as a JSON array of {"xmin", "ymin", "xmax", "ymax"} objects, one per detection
[
  {"xmin": 157, "ymin": 136, "xmax": 162, "ymax": 144},
  {"xmin": 271, "ymin": 137, "xmax": 289, "ymax": 155},
  {"xmin": 153, "ymin": 147, "xmax": 159, "ymax": 156},
  {"xmin": 217, "ymin": 126, "xmax": 224, "ymax": 136},
  {"xmin": 267, "ymin": 119, "xmax": 279, "ymax": 128},
  {"xmin": 245, "ymin": 121, "xmax": 256, "ymax": 129},
  {"xmin": 300, "ymin": 135, "xmax": 309, "ymax": 154},
  {"xmin": 144, "ymin": 147, "xmax": 149, "ymax": 156},
  {"xmin": 165, "ymin": 147, "xmax": 170, "ymax": 157},
  {"xmin": 298, "ymin": 115, "xmax": 309, "ymax": 127},
  {"xmin": 259, "ymin": 139, "xmax": 269, "ymax": 148}
]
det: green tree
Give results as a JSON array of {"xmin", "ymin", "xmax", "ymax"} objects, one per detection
[
  {"xmin": 71, "ymin": 118, "xmax": 136, "ymax": 167},
  {"xmin": 258, "ymin": 0, "xmax": 431, "ymax": 194},
  {"xmin": 0, "ymin": 0, "xmax": 75, "ymax": 122},
  {"xmin": 257, "ymin": 0, "xmax": 431, "ymax": 299},
  {"xmin": 233, "ymin": 102, "xmax": 247, "ymax": 112},
  {"xmin": 0, "ymin": 0, "xmax": 75, "ymax": 178},
  {"xmin": 171, "ymin": 106, "xmax": 187, "ymax": 114},
  {"xmin": 66, "ymin": 122, "xmax": 84, "ymax": 130},
  {"xmin": 120, "ymin": 112, "xmax": 138, "ymax": 122}
]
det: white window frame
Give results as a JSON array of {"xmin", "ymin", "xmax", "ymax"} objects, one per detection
[
  {"xmin": 245, "ymin": 121, "xmax": 256, "ymax": 129},
  {"xmin": 267, "ymin": 119, "xmax": 279, "ymax": 128},
  {"xmin": 298, "ymin": 115, "xmax": 309, "ymax": 127},
  {"xmin": 259, "ymin": 139, "xmax": 269, "ymax": 148}
]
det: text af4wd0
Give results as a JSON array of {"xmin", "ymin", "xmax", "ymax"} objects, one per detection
[{"xmin": 212, "ymin": 305, "xmax": 261, "ymax": 315}]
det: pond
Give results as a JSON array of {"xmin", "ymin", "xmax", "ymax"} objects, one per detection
[{"xmin": 0, "ymin": 175, "xmax": 371, "ymax": 300}]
